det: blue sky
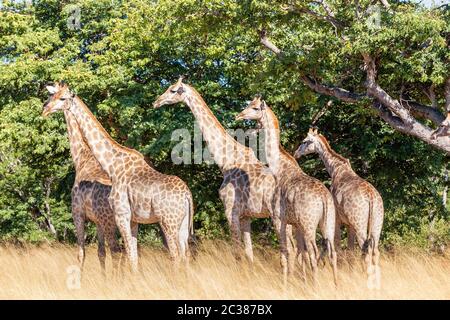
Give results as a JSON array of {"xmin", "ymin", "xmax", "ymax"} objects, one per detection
[{"xmin": 419, "ymin": 0, "xmax": 449, "ymax": 7}]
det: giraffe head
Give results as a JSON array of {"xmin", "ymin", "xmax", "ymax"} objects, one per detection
[
  {"xmin": 153, "ymin": 77, "xmax": 187, "ymax": 108},
  {"xmin": 235, "ymin": 95, "xmax": 267, "ymax": 122},
  {"xmin": 431, "ymin": 112, "xmax": 450, "ymax": 140},
  {"xmin": 294, "ymin": 127, "xmax": 321, "ymax": 158},
  {"xmin": 42, "ymin": 82, "xmax": 74, "ymax": 117}
]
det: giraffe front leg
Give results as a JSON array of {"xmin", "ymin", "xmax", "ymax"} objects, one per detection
[
  {"xmin": 112, "ymin": 194, "xmax": 138, "ymax": 273},
  {"xmin": 72, "ymin": 200, "xmax": 86, "ymax": 272},
  {"xmin": 240, "ymin": 217, "xmax": 253, "ymax": 263},
  {"xmin": 220, "ymin": 184, "xmax": 243, "ymax": 260}
]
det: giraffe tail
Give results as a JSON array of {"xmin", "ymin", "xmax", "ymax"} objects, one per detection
[{"xmin": 363, "ymin": 193, "xmax": 375, "ymax": 255}]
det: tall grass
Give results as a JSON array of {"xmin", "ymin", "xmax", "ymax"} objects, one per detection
[{"xmin": 0, "ymin": 241, "xmax": 448, "ymax": 299}]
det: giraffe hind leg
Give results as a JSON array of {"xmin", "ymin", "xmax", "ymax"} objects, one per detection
[{"xmin": 96, "ymin": 225, "xmax": 106, "ymax": 276}]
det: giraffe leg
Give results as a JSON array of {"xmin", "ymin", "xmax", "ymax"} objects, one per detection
[
  {"xmin": 355, "ymin": 230, "xmax": 375, "ymax": 289},
  {"xmin": 240, "ymin": 217, "xmax": 253, "ymax": 263},
  {"xmin": 72, "ymin": 203, "xmax": 86, "ymax": 272},
  {"xmin": 161, "ymin": 222, "xmax": 180, "ymax": 267},
  {"xmin": 113, "ymin": 197, "xmax": 138, "ymax": 273},
  {"xmin": 103, "ymin": 216, "xmax": 122, "ymax": 277},
  {"xmin": 131, "ymin": 221, "xmax": 139, "ymax": 260},
  {"xmin": 373, "ymin": 243, "xmax": 381, "ymax": 290},
  {"xmin": 348, "ymin": 227, "xmax": 357, "ymax": 251},
  {"xmin": 327, "ymin": 239, "xmax": 338, "ymax": 286},
  {"xmin": 104, "ymin": 221, "xmax": 121, "ymax": 277},
  {"xmin": 304, "ymin": 232, "xmax": 318, "ymax": 284},
  {"xmin": 225, "ymin": 206, "xmax": 242, "ymax": 260},
  {"xmin": 295, "ymin": 228, "xmax": 307, "ymax": 282},
  {"xmin": 96, "ymin": 225, "xmax": 106, "ymax": 277},
  {"xmin": 272, "ymin": 215, "xmax": 289, "ymax": 285},
  {"xmin": 286, "ymin": 224, "xmax": 296, "ymax": 275}
]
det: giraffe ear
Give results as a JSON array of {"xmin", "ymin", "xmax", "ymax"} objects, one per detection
[
  {"xmin": 46, "ymin": 85, "xmax": 58, "ymax": 94},
  {"xmin": 261, "ymin": 100, "xmax": 267, "ymax": 110}
]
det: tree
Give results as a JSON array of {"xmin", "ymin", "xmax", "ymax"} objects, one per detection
[{"xmin": 0, "ymin": 0, "xmax": 448, "ymax": 248}]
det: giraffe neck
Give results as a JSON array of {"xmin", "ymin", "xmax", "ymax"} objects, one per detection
[
  {"xmin": 316, "ymin": 136, "xmax": 352, "ymax": 181},
  {"xmin": 68, "ymin": 96, "xmax": 143, "ymax": 180},
  {"xmin": 259, "ymin": 107, "xmax": 287, "ymax": 176},
  {"xmin": 63, "ymin": 110, "xmax": 111, "ymax": 185},
  {"xmin": 183, "ymin": 85, "xmax": 257, "ymax": 170}
]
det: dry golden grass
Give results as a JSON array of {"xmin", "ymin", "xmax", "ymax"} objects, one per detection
[{"xmin": 0, "ymin": 240, "xmax": 449, "ymax": 299}]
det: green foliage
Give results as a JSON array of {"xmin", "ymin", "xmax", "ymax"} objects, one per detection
[{"xmin": 0, "ymin": 0, "xmax": 448, "ymax": 248}]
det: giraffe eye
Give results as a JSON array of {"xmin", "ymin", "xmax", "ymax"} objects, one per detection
[{"xmin": 252, "ymin": 107, "xmax": 259, "ymax": 110}]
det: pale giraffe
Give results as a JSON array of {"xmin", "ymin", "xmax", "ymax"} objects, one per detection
[
  {"xmin": 295, "ymin": 128, "xmax": 384, "ymax": 289},
  {"xmin": 43, "ymin": 102, "xmax": 122, "ymax": 274},
  {"xmin": 153, "ymin": 78, "xmax": 297, "ymax": 274},
  {"xmin": 43, "ymin": 82, "xmax": 194, "ymax": 271},
  {"xmin": 236, "ymin": 97, "xmax": 338, "ymax": 285}
]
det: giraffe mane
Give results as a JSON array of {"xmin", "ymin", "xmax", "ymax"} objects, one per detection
[
  {"xmin": 317, "ymin": 134, "xmax": 350, "ymax": 165},
  {"xmin": 75, "ymin": 97, "xmax": 145, "ymax": 159},
  {"xmin": 184, "ymin": 83, "xmax": 258, "ymax": 161}
]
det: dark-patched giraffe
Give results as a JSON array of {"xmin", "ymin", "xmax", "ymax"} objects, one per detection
[
  {"xmin": 236, "ymin": 97, "xmax": 338, "ymax": 285},
  {"xmin": 43, "ymin": 98, "xmax": 121, "ymax": 275},
  {"xmin": 43, "ymin": 82, "xmax": 194, "ymax": 272},
  {"xmin": 153, "ymin": 78, "xmax": 297, "ymax": 266},
  {"xmin": 295, "ymin": 128, "xmax": 384, "ymax": 289}
]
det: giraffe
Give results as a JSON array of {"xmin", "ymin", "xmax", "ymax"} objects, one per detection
[
  {"xmin": 295, "ymin": 128, "xmax": 384, "ymax": 289},
  {"xmin": 42, "ymin": 104, "xmax": 122, "ymax": 275},
  {"xmin": 152, "ymin": 78, "xmax": 297, "ymax": 275},
  {"xmin": 236, "ymin": 97, "xmax": 338, "ymax": 285},
  {"xmin": 43, "ymin": 82, "xmax": 194, "ymax": 272}
]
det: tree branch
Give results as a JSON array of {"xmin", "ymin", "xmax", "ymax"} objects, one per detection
[
  {"xmin": 363, "ymin": 53, "xmax": 415, "ymax": 126},
  {"xmin": 259, "ymin": 29, "xmax": 281, "ymax": 56},
  {"xmin": 300, "ymin": 75, "xmax": 364, "ymax": 103},
  {"xmin": 405, "ymin": 100, "xmax": 445, "ymax": 125},
  {"xmin": 259, "ymin": 30, "xmax": 364, "ymax": 103},
  {"xmin": 282, "ymin": 1, "xmax": 344, "ymax": 30},
  {"xmin": 258, "ymin": 32, "xmax": 450, "ymax": 152}
]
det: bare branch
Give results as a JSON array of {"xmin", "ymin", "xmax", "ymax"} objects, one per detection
[
  {"xmin": 312, "ymin": 100, "xmax": 333, "ymax": 125},
  {"xmin": 405, "ymin": 100, "xmax": 445, "ymax": 125},
  {"xmin": 379, "ymin": 0, "xmax": 391, "ymax": 10},
  {"xmin": 259, "ymin": 29, "xmax": 281, "ymax": 55},
  {"xmin": 282, "ymin": 2, "xmax": 344, "ymax": 30},
  {"xmin": 258, "ymin": 33, "xmax": 449, "ymax": 143},
  {"xmin": 363, "ymin": 54, "xmax": 415, "ymax": 125},
  {"xmin": 300, "ymin": 75, "xmax": 364, "ymax": 103}
]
